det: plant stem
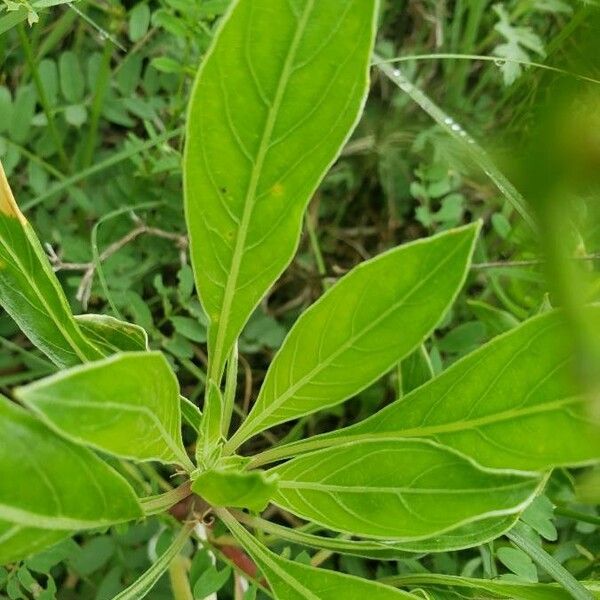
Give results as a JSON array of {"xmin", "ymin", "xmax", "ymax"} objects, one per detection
[
  {"xmin": 23, "ymin": 127, "xmax": 183, "ymax": 211},
  {"xmin": 554, "ymin": 507, "xmax": 600, "ymax": 527},
  {"xmin": 472, "ymin": 254, "xmax": 600, "ymax": 269},
  {"xmin": 168, "ymin": 555, "xmax": 194, "ymax": 600},
  {"xmin": 140, "ymin": 482, "xmax": 192, "ymax": 517},
  {"xmin": 222, "ymin": 343, "xmax": 239, "ymax": 438},
  {"xmin": 506, "ymin": 522, "xmax": 594, "ymax": 600},
  {"xmin": 17, "ymin": 24, "xmax": 69, "ymax": 171},
  {"xmin": 305, "ymin": 212, "xmax": 328, "ymax": 291},
  {"xmin": 372, "ymin": 54, "xmax": 600, "ymax": 87},
  {"xmin": 82, "ymin": 39, "xmax": 113, "ymax": 168}
]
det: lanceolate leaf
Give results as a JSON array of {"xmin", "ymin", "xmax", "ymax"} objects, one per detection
[
  {"xmin": 0, "ymin": 161, "xmax": 103, "ymax": 367},
  {"xmin": 219, "ymin": 509, "xmax": 419, "ymax": 599},
  {"xmin": 0, "ymin": 396, "xmax": 142, "ymax": 531},
  {"xmin": 75, "ymin": 314, "xmax": 148, "ymax": 353},
  {"xmin": 0, "ymin": 521, "xmax": 69, "ymax": 566},
  {"xmin": 384, "ymin": 574, "xmax": 600, "ymax": 600},
  {"xmin": 228, "ymin": 224, "xmax": 480, "ymax": 450},
  {"xmin": 18, "ymin": 352, "xmax": 194, "ymax": 471},
  {"xmin": 184, "ymin": 0, "xmax": 378, "ymax": 382},
  {"xmin": 269, "ymin": 439, "xmax": 541, "ymax": 540},
  {"xmin": 234, "ymin": 513, "xmax": 518, "ymax": 559},
  {"xmin": 385, "ymin": 514, "xmax": 520, "ymax": 553},
  {"xmin": 285, "ymin": 307, "xmax": 600, "ymax": 471}
]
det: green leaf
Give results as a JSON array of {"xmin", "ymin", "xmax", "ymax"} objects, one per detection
[
  {"xmin": 17, "ymin": 352, "xmax": 194, "ymax": 470},
  {"xmin": 0, "ymin": 396, "xmax": 142, "ymax": 533},
  {"xmin": 497, "ymin": 547, "xmax": 538, "ymax": 582},
  {"xmin": 180, "ymin": 395, "xmax": 203, "ymax": 432},
  {"xmin": 0, "ymin": 6, "xmax": 27, "ymax": 35},
  {"xmin": 192, "ymin": 565, "xmax": 231, "ymax": 599},
  {"xmin": 467, "ymin": 299, "xmax": 520, "ymax": 336},
  {"xmin": 0, "ymin": 161, "xmax": 104, "ymax": 367},
  {"xmin": 384, "ymin": 514, "xmax": 520, "ymax": 553},
  {"xmin": 170, "ymin": 315, "xmax": 207, "ymax": 343},
  {"xmin": 292, "ymin": 308, "xmax": 600, "ymax": 471},
  {"xmin": 269, "ymin": 438, "xmax": 541, "ymax": 540},
  {"xmin": 219, "ymin": 510, "xmax": 419, "ymax": 599},
  {"xmin": 234, "ymin": 513, "xmax": 518, "ymax": 559},
  {"xmin": 521, "ymin": 496, "xmax": 557, "ymax": 541},
  {"xmin": 75, "ymin": 314, "xmax": 149, "ymax": 354},
  {"xmin": 228, "ymin": 224, "xmax": 480, "ymax": 450},
  {"xmin": 384, "ymin": 574, "xmax": 600, "ymax": 600},
  {"xmin": 59, "ymin": 51, "xmax": 84, "ymax": 103},
  {"xmin": 184, "ymin": 0, "xmax": 379, "ymax": 382},
  {"xmin": 9, "ymin": 84, "xmax": 36, "ymax": 144},
  {"xmin": 0, "ymin": 521, "xmax": 68, "ymax": 566},
  {"xmin": 191, "ymin": 468, "xmax": 278, "ymax": 512},
  {"xmin": 197, "ymin": 380, "xmax": 224, "ymax": 463},
  {"xmin": 506, "ymin": 522, "xmax": 594, "ymax": 600},
  {"xmin": 64, "ymin": 104, "xmax": 87, "ymax": 127},
  {"xmin": 128, "ymin": 3, "xmax": 151, "ymax": 42}
]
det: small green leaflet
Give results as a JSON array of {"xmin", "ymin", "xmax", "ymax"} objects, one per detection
[
  {"xmin": 220, "ymin": 509, "xmax": 419, "ymax": 599},
  {"xmin": 0, "ymin": 396, "xmax": 142, "ymax": 532},
  {"xmin": 18, "ymin": 352, "xmax": 194, "ymax": 471},
  {"xmin": 228, "ymin": 224, "xmax": 480, "ymax": 450},
  {"xmin": 0, "ymin": 161, "xmax": 104, "ymax": 367},
  {"xmin": 293, "ymin": 307, "xmax": 600, "ymax": 471},
  {"xmin": 192, "ymin": 468, "xmax": 278, "ymax": 512},
  {"xmin": 269, "ymin": 438, "xmax": 541, "ymax": 540},
  {"xmin": 75, "ymin": 314, "xmax": 148, "ymax": 353},
  {"xmin": 385, "ymin": 573, "xmax": 600, "ymax": 600},
  {"xmin": 184, "ymin": 0, "xmax": 378, "ymax": 382},
  {"xmin": 0, "ymin": 520, "xmax": 69, "ymax": 566}
]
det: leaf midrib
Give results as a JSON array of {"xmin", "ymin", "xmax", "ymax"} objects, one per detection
[
  {"xmin": 277, "ymin": 481, "xmax": 535, "ymax": 494},
  {"xmin": 252, "ymin": 395, "xmax": 585, "ymax": 466},
  {"xmin": 210, "ymin": 0, "xmax": 316, "ymax": 380},
  {"xmin": 0, "ymin": 502, "xmax": 128, "ymax": 531},
  {"xmin": 29, "ymin": 396, "xmax": 190, "ymax": 468}
]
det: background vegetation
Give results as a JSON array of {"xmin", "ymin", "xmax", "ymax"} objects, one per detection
[{"xmin": 0, "ymin": 0, "xmax": 598, "ymax": 597}]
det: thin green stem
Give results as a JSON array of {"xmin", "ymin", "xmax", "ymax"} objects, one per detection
[
  {"xmin": 222, "ymin": 343, "xmax": 239, "ymax": 438},
  {"xmin": 554, "ymin": 507, "xmax": 600, "ymax": 527},
  {"xmin": 90, "ymin": 201, "xmax": 164, "ymax": 319},
  {"xmin": 506, "ymin": 522, "xmax": 594, "ymax": 600},
  {"xmin": 140, "ymin": 482, "xmax": 192, "ymax": 517},
  {"xmin": 4, "ymin": 138, "xmax": 66, "ymax": 181},
  {"xmin": 23, "ymin": 128, "xmax": 183, "ymax": 212},
  {"xmin": 372, "ymin": 53, "xmax": 600, "ymax": 87},
  {"xmin": 305, "ymin": 213, "xmax": 328, "ymax": 291},
  {"xmin": 179, "ymin": 358, "xmax": 207, "ymax": 385},
  {"xmin": 82, "ymin": 39, "xmax": 113, "ymax": 168},
  {"xmin": 17, "ymin": 24, "xmax": 69, "ymax": 171}
]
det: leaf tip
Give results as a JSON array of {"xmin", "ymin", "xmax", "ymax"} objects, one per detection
[{"xmin": 0, "ymin": 160, "xmax": 27, "ymax": 224}]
